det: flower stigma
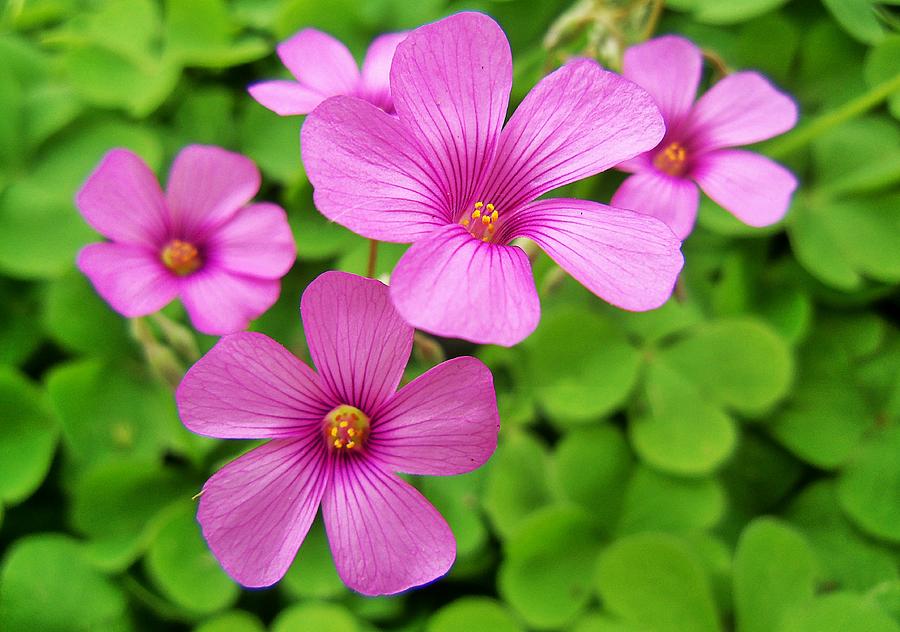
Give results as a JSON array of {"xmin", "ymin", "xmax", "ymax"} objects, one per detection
[
  {"xmin": 460, "ymin": 201, "xmax": 500, "ymax": 242},
  {"xmin": 323, "ymin": 404, "xmax": 370, "ymax": 450},
  {"xmin": 653, "ymin": 142, "xmax": 689, "ymax": 177},
  {"xmin": 161, "ymin": 239, "xmax": 202, "ymax": 276}
]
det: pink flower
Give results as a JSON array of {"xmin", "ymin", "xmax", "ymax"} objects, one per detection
[
  {"xmin": 611, "ymin": 35, "xmax": 799, "ymax": 239},
  {"xmin": 249, "ymin": 29, "xmax": 407, "ymax": 115},
  {"xmin": 301, "ymin": 12, "xmax": 684, "ymax": 347},
  {"xmin": 176, "ymin": 271, "xmax": 499, "ymax": 594},
  {"xmin": 76, "ymin": 145, "xmax": 296, "ymax": 335}
]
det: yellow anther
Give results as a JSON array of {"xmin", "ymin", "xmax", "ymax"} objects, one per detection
[
  {"xmin": 346, "ymin": 441, "xmax": 356, "ymax": 449},
  {"xmin": 340, "ymin": 421, "xmax": 348, "ymax": 428},
  {"xmin": 331, "ymin": 427, "xmax": 338, "ymax": 437},
  {"xmin": 462, "ymin": 219, "xmax": 470, "ymax": 226},
  {"xmin": 324, "ymin": 404, "xmax": 370, "ymax": 452},
  {"xmin": 472, "ymin": 209, "xmax": 481, "ymax": 219},
  {"xmin": 347, "ymin": 428, "xmax": 356, "ymax": 437},
  {"xmin": 474, "ymin": 201, "xmax": 484, "ymax": 209},
  {"xmin": 486, "ymin": 203, "xmax": 495, "ymax": 211},
  {"xmin": 334, "ymin": 439, "xmax": 343, "ymax": 448},
  {"xmin": 491, "ymin": 210, "xmax": 498, "ymax": 222},
  {"xmin": 482, "ymin": 215, "xmax": 490, "ymax": 225}
]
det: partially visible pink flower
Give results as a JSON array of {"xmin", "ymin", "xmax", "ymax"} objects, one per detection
[
  {"xmin": 176, "ymin": 271, "xmax": 499, "ymax": 595},
  {"xmin": 302, "ymin": 12, "xmax": 684, "ymax": 347},
  {"xmin": 611, "ymin": 35, "xmax": 799, "ymax": 239},
  {"xmin": 76, "ymin": 145, "xmax": 295, "ymax": 335},
  {"xmin": 249, "ymin": 29, "xmax": 407, "ymax": 115}
]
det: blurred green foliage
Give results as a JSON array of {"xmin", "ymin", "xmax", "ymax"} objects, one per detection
[{"xmin": 0, "ymin": 0, "xmax": 899, "ymax": 630}]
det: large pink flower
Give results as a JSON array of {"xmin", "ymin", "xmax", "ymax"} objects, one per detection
[
  {"xmin": 612, "ymin": 35, "xmax": 799, "ymax": 239},
  {"xmin": 301, "ymin": 12, "xmax": 684, "ymax": 347},
  {"xmin": 76, "ymin": 145, "xmax": 295, "ymax": 335},
  {"xmin": 249, "ymin": 29, "xmax": 407, "ymax": 115},
  {"xmin": 176, "ymin": 271, "xmax": 499, "ymax": 594}
]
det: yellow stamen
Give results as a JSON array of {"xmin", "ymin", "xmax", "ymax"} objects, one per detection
[
  {"xmin": 474, "ymin": 202, "xmax": 484, "ymax": 209},
  {"xmin": 472, "ymin": 209, "xmax": 481, "ymax": 219},
  {"xmin": 486, "ymin": 203, "xmax": 495, "ymax": 211},
  {"xmin": 160, "ymin": 239, "xmax": 202, "ymax": 276},
  {"xmin": 346, "ymin": 441, "xmax": 356, "ymax": 449}
]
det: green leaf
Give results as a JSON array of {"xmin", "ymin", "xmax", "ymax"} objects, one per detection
[
  {"xmin": 164, "ymin": 0, "xmax": 268, "ymax": 68},
  {"xmin": 483, "ymin": 430, "xmax": 553, "ymax": 540},
  {"xmin": 524, "ymin": 306, "xmax": 642, "ymax": 425},
  {"xmin": 42, "ymin": 269, "xmax": 133, "ymax": 357},
  {"xmin": 0, "ymin": 367, "xmax": 57, "ymax": 505},
  {"xmin": 778, "ymin": 592, "xmax": 900, "ymax": 632},
  {"xmin": 0, "ymin": 534, "xmax": 131, "ymax": 632},
  {"xmin": 837, "ymin": 425, "xmax": 900, "ymax": 543},
  {"xmin": 690, "ymin": 0, "xmax": 790, "ymax": 25},
  {"xmin": 239, "ymin": 100, "xmax": 305, "ymax": 184},
  {"xmin": 550, "ymin": 425, "xmax": 633, "ymax": 533},
  {"xmin": 0, "ymin": 280, "xmax": 42, "ymax": 366},
  {"xmin": 630, "ymin": 360, "xmax": 737, "ymax": 476},
  {"xmin": 477, "ymin": 345, "xmax": 537, "ymax": 427},
  {"xmin": 145, "ymin": 501, "xmax": 238, "ymax": 615},
  {"xmin": 271, "ymin": 602, "xmax": 361, "ymax": 632},
  {"xmin": 572, "ymin": 613, "xmax": 650, "ymax": 632},
  {"xmin": 46, "ymin": 359, "xmax": 182, "ymax": 473},
  {"xmin": 865, "ymin": 36, "xmax": 900, "ymax": 119},
  {"xmin": 421, "ymin": 469, "xmax": 489, "ymax": 559},
  {"xmin": 733, "ymin": 518, "xmax": 817, "ymax": 632},
  {"xmin": 194, "ymin": 611, "xmax": 266, "ymax": 632},
  {"xmin": 596, "ymin": 532, "xmax": 721, "ymax": 632},
  {"xmin": 281, "ymin": 519, "xmax": 345, "ymax": 600},
  {"xmin": 427, "ymin": 597, "xmax": 523, "ymax": 632},
  {"xmin": 822, "ymin": 0, "xmax": 892, "ymax": 44},
  {"xmin": 499, "ymin": 505, "xmax": 600, "ymax": 630},
  {"xmin": 660, "ymin": 318, "xmax": 794, "ymax": 416},
  {"xmin": 616, "ymin": 466, "xmax": 725, "ymax": 535},
  {"xmin": 0, "ymin": 65, "xmax": 24, "ymax": 174}
]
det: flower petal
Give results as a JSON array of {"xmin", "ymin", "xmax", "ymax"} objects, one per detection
[
  {"xmin": 389, "ymin": 224, "xmax": 540, "ymax": 347},
  {"xmin": 623, "ymin": 35, "xmax": 702, "ymax": 128},
  {"xmin": 176, "ymin": 332, "xmax": 335, "ymax": 439},
  {"xmin": 76, "ymin": 149, "xmax": 170, "ymax": 248},
  {"xmin": 77, "ymin": 242, "xmax": 177, "ymax": 317},
  {"xmin": 693, "ymin": 150, "xmax": 797, "ymax": 227},
  {"xmin": 390, "ymin": 12, "xmax": 511, "ymax": 214},
  {"xmin": 180, "ymin": 268, "xmax": 280, "ymax": 335},
  {"xmin": 247, "ymin": 80, "xmax": 328, "ymax": 116},
  {"xmin": 360, "ymin": 32, "xmax": 407, "ymax": 111},
  {"xmin": 482, "ymin": 58, "xmax": 665, "ymax": 212},
  {"xmin": 206, "ymin": 203, "xmax": 296, "ymax": 279},
  {"xmin": 166, "ymin": 145, "xmax": 261, "ymax": 239},
  {"xmin": 300, "ymin": 271, "xmax": 413, "ymax": 413},
  {"xmin": 198, "ymin": 437, "xmax": 328, "ymax": 588},
  {"xmin": 369, "ymin": 356, "xmax": 499, "ymax": 476},
  {"xmin": 301, "ymin": 96, "xmax": 449, "ymax": 242},
  {"xmin": 322, "ymin": 458, "xmax": 455, "ymax": 595},
  {"xmin": 611, "ymin": 172, "xmax": 700, "ymax": 239},
  {"xmin": 509, "ymin": 198, "xmax": 683, "ymax": 311},
  {"xmin": 685, "ymin": 71, "xmax": 798, "ymax": 151},
  {"xmin": 277, "ymin": 28, "xmax": 359, "ymax": 96}
]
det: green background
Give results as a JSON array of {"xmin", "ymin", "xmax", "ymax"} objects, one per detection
[{"xmin": 1, "ymin": 0, "xmax": 899, "ymax": 630}]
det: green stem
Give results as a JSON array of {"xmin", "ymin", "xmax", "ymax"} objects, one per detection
[
  {"xmin": 767, "ymin": 71, "xmax": 900, "ymax": 159},
  {"xmin": 121, "ymin": 575, "xmax": 196, "ymax": 624}
]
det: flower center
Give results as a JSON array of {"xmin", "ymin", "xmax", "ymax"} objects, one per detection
[
  {"xmin": 653, "ymin": 142, "xmax": 688, "ymax": 177},
  {"xmin": 323, "ymin": 405, "xmax": 370, "ymax": 451},
  {"xmin": 460, "ymin": 201, "xmax": 499, "ymax": 243},
  {"xmin": 160, "ymin": 239, "xmax": 202, "ymax": 276}
]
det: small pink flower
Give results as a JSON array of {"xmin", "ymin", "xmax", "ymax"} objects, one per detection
[
  {"xmin": 249, "ymin": 29, "xmax": 407, "ymax": 115},
  {"xmin": 76, "ymin": 145, "xmax": 296, "ymax": 335},
  {"xmin": 611, "ymin": 35, "xmax": 799, "ymax": 239},
  {"xmin": 176, "ymin": 271, "xmax": 499, "ymax": 594},
  {"xmin": 302, "ymin": 12, "xmax": 684, "ymax": 347}
]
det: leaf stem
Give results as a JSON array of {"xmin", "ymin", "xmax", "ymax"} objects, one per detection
[
  {"xmin": 367, "ymin": 239, "xmax": 379, "ymax": 278},
  {"xmin": 767, "ymin": 71, "xmax": 900, "ymax": 159}
]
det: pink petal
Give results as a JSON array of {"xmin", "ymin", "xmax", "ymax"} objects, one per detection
[
  {"xmin": 611, "ymin": 172, "xmax": 700, "ymax": 239},
  {"xmin": 301, "ymin": 96, "xmax": 449, "ymax": 242},
  {"xmin": 176, "ymin": 332, "xmax": 336, "ymax": 439},
  {"xmin": 390, "ymin": 12, "xmax": 512, "ymax": 214},
  {"xmin": 389, "ymin": 224, "xmax": 540, "ymax": 347},
  {"xmin": 300, "ymin": 271, "xmax": 413, "ymax": 413},
  {"xmin": 482, "ymin": 58, "xmax": 665, "ymax": 212},
  {"xmin": 623, "ymin": 35, "xmax": 702, "ymax": 128},
  {"xmin": 247, "ymin": 80, "xmax": 327, "ymax": 116},
  {"xmin": 510, "ymin": 198, "xmax": 683, "ymax": 311},
  {"xmin": 685, "ymin": 71, "xmax": 798, "ymax": 151},
  {"xmin": 77, "ymin": 242, "xmax": 177, "ymax": 317},
  {"xmin": 198, "ymin": 437, "xmax": 328, "ymax": 588},
  {"xmin": 165, "ymin": 145, "xmax": 261, "ymax": 239},
  {"xmin": 322, "ymin": 458, "xmax": 455, "ymax": 595},
  {"xmin": 180, "ymin": 268, "xmax": 280, "ymax": 335},
  {"xmin": 360, "ymin": 32, "xmax": 407, "ymax": 112},
  {"xmin": 369, "ymin": 357, "xmax": 499, "ymax": 476},
  {"xmin": 277, "ymin": 28, "xmax": 359, "ymax": 96},
  {"xmin": 692, "ymin": 150, "xmax": 797, "ymax": 227},
  {"xmin": 206, "ymin": 203, "xmax": 296, "ymax": 279},
  {"xmin": 76, "ymin": 149, "xmax": 170, "ymax": 248}
]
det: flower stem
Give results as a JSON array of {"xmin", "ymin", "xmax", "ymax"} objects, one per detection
[
  {"xmin": 767, "ymin": 71, "xmax": 900, "ymax": 159},
  {"xmin": 367, "ymin": 239, "xmax": 379, "ymax": 278},
  {"xmin": 121, "ymin": 574, "xmax": 196, "ymax": 624}
]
